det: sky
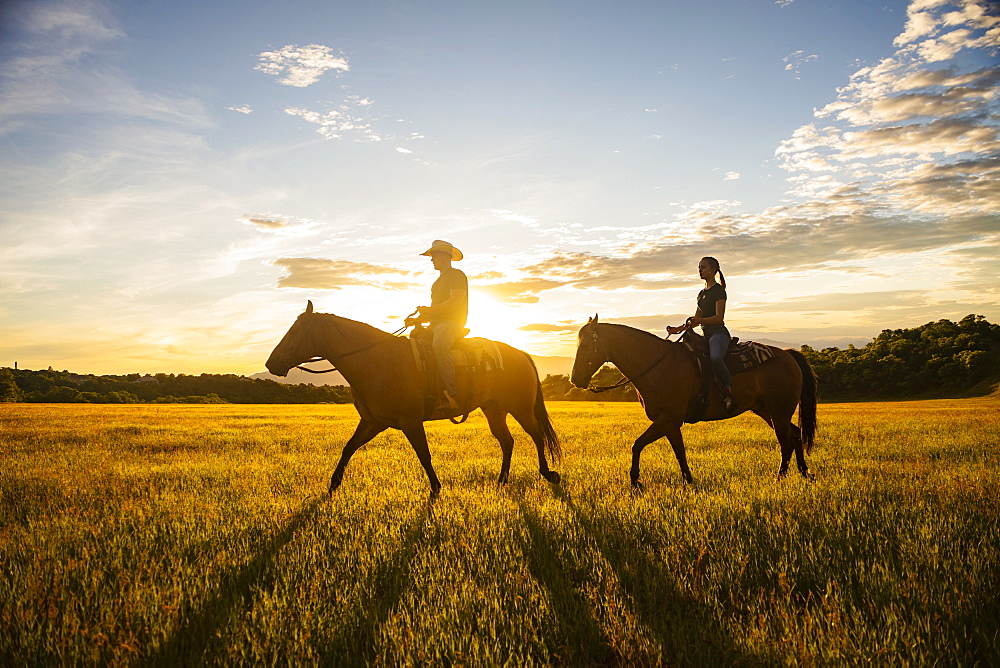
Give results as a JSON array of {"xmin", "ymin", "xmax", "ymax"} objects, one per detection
[{"xmin": 1, "ymin": 0, "xmax": 997, "ymax": 375}]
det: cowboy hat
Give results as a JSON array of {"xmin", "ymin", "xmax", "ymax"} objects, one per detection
[{"xmin": 420, "ymin": 240, "xmax": 463, "ymax": 261}]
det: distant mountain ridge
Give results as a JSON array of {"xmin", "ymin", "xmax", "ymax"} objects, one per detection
[{"xmin": 251, "ymin": 354, "xmax": 575, "ymax": 386}]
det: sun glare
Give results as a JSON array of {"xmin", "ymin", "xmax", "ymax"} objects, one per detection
[{"xmin": 465, "ymin": 290, "xmax": 537, "ymax": 353}]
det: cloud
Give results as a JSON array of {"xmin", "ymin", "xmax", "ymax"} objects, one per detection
[
  {"xmin": 478, "ymin": 278, "xmax": 568, "ymax": 304},
  {"xmin": 228, "ymin": 104, "xmax": 252, "ymax": 114},
  {"xmin": 725, "ymin": 171, "xmax": 741, "ymax": 180},
  {"xmin": 284, "ymin": 95, "xmax": 387, "ymax": 142},
  {"xmin": 254, "ymin": 44, "xmax": 349, "ymax": 87},
  {"xmin": 243, "ymin": 216, "xmax": 288, "ymax": 230},
  {"xmin": 783, "ymin": 50, "xmax": 818, "ymax": 78},
  {"xmin": 274, "ymin": 258, "xmax": 416, "ymax": 290},
  {"xmin": 395, "ymin": 147, "xmax": 413, "ymax": 154},
  {"xmin": 741, "ymin": 290, "xmax": 931, "ymax": 313},
  {"xmin": 776, "ymin": 0, "xmax": 999, "ymax": 223},
  {"xmin": 519, "ymin": 322, "xmax": 580, "ymax": 334},
  {"xmin": 0, "ymin": 0, "xmax": 208, "ymax": 134}
]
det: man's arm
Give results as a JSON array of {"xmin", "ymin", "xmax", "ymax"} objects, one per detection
[{"xmin": 417, "ymin": 289, "xmax": 467, "ymax": 321}]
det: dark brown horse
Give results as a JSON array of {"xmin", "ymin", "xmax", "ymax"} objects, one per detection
[
  {"xmin": 266, "ymin": 302, "xmax": 561, "ymax": 497},
  {"xmin": 571, "ymin": 316, "xmax": 817, "ymax": 489}
]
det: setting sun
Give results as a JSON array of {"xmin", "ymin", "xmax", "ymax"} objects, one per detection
[{"xmin": 464, "ymin": 291, "xmax": 539, "ymax": 353}]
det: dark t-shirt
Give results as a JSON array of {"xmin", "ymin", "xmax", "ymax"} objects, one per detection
[
  {"xmin": 697, "ymin": 283, "xmax": 727, "ymax": 336},
  {"xmin": 430, "ymin": 267, "xmax": 468, "ymax": 327}
]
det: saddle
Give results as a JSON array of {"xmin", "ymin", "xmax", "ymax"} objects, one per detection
[
  {"xmin": 409, "ymin": 326, "xmax": 504, "ymax": 422},
  {"xmin": 679, "ymin": 330, "xmax": 776, "ymax": 423},
  {"xmin": 680, "ymin": 330, "xmax": 776, "ymax": 374}
]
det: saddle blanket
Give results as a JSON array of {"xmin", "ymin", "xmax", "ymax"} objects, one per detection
[
  {"xmin": 681, "ymin": 331, "xmax": 776, "ymax": 373},
  {"xmin": 728, "ymin": 340, "xmax": 776, "ymax": 372},
  {"xmin": 409, "ymin": 336, "xmax": 505, "ymax": 375}
]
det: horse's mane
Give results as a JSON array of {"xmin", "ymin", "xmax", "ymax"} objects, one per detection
[
  {"xmin": 597, "ymin": 322, "xmax": 669, "ymax": 344},
  {"xmin": 312, "ymin": 312, "xmax": 394, "ymax": 339}
]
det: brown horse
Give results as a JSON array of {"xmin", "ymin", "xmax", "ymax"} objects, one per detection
[
  {"xmin": 571, "ymin": 316, "xmax": 817, "ymax": 489},
  {"xmin": 266, "ymin": 302, "xmax": 561, "ymax": 498}
]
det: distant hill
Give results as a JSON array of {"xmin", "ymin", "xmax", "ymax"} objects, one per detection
[
  {"xmin": 252, "ymin": 367, "xmax": 348, "ymax": 386},
  {"xmin": 251, "ymin": 355, "xmax": 575, "ymax": 385}
]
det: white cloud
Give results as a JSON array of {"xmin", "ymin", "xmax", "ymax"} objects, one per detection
[
  {"xmin": 395, "ymin": 147, "xmax": 413, "ymax": 154},
  {"xmin": 783, "ymin": 50, "xmax": 819, "ymax": 79},
  {"xmin": 254, "ymin": 44, "xmax": 349, "ymax": 87},
  {"xmin": 778, "ymin": 0, "xmax": 999, "ymax": 196},
  {"xmin": 285, "ymin": 102, "xmax": 385, "ymax": 142},
  {"xmin": 725, "ymin": 171, "xmax": 741, "ymax": 180},
  {"xmin": 228, "ymin": 104, "xmax": 252, "ymax": 114}
]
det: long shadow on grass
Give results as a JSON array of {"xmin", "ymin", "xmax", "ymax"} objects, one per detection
[
  {"xmin": 517, "ymin": 501, "xmax": 617, "ymax": 664},
  {"xmin": 553, "ymin": 488, "xmax": 757, "ymax": 666},
  {"xmin": 313, "ymin": 506, "xmax": 432, "ymax": 663},
  {"xmin": 149, "ymin": 496, "xmax": 325, "ymax": 665}
]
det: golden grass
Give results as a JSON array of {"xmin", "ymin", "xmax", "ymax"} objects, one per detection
[{"xmin": 2, "ymin": 399, "xmax": 998, "ymax": 664}]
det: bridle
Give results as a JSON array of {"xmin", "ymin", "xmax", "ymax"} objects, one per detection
[
  {"xmin": 584, "ymin": 324, "xmax": 677, "ymax": 393},
  {"xmin": 292, "ymin": 314, "xmax": 410, "ymax": 374}
]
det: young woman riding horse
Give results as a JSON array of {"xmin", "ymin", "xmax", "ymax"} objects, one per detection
[
  {"xmin": 666, "ymin": 256, "xmax": 734, "ymax": 413},
  {"xmin": 572, "ymin": 315, "xmax": 817, "ymax": 489}
]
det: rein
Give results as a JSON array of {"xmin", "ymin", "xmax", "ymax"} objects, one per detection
[
  {"xmin": 293, "ymin": 318, "xmax": 410, "ymax": 374},
  {"xmin": 587, "ymin": 329, "xmax": 678, "ymax": 393}
]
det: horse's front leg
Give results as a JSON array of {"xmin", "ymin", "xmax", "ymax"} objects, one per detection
[
  {"xmin": 400, "ymin": 420, "xmax": 442, "ymax": 499},
  {"xmin": 329, "ymin": 419, "xmax": 387, "ymax": 495},
  {"xmin": 630, "ymin": 419, "xmax": 691, "ymax": 490}
]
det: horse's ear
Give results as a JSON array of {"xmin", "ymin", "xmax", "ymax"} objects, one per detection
[
  {"xmin": 305, "ymin": 300, "xmax": 313, "ymax": 314},
  {"xmin": 593, "ymin": 313, "xmax": 599, "ymax": 324}
]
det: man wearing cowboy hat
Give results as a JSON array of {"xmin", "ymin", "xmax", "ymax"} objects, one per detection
[{"xmin": 406, "ymin": 240, "xmax": 468, "ymax": 412}]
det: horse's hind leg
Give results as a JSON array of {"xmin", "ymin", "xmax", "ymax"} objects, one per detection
[
  {"xmin": 483, "ymin": 403, "xmax": 515, "ymax": 484},
  {"xmin": 510, "ymin": 406, "xmax": 560, "ymax": 484},
  {"xmin": 329, "ymin": 419, "xmax": 387, "ymax": 494},
  {"xmin": 772, "ymin": 418, "xmax": 797, "ymax": 478},
  {"xmin": 791, "ymin": 424, "xmax": 812, "ymax": 478}
]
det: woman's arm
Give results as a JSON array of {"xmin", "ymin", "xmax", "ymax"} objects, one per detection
[
  {"xmin": 689, "ymin": 300, "xmax": 726, "ymax": 327},
  {"xmin": 667, "ymin": 307, "xmax": 703, "ymax": 334}
]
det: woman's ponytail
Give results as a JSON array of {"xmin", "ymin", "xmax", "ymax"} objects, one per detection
[{"xmin": 718, "ymin": 268, "xmax": 726, "ymax": 290}]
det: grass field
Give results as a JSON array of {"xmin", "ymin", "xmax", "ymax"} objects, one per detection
[{"xmin": 2, "ymin": 399, "xmax": 998, "ymax": 665}]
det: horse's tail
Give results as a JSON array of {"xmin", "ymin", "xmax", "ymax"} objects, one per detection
[
  {"xmin": 787, "ymin": 349, "xmax": 817, "ymax": 453},
  {"xmin": 527, "ymin": 355, "xmax": 562, "ymax": 463}
]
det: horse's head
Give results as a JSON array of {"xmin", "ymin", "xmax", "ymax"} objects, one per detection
[
  {"xmin": 571, "ymin": 314, "xmax": 607, "ymax": 389},
  {"xmin": 266, "ymin": 301, "xmax": 320, "ymax": 377}
]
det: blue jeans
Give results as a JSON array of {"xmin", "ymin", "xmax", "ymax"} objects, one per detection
[
  {"xmin": 707, "ymin": 329, "xmax": 732, "ymax": 388},
  {"xmin": 431, "ymin": 321, "xmax": 461, "ymax": 396}
]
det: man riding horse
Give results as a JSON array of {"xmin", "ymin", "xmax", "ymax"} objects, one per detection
[{"xmin": 405, "ymin": 240, "xmax": 468, "ymax": 413}]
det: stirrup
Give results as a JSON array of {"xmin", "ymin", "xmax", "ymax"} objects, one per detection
[{"xmin": 437, "ymin": 391, "xmax": 458, "ymax": 413}]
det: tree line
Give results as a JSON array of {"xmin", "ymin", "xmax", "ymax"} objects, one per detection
[
  {"xmin": 3, "ymin": 315, "xmax": 997, "ymax": 404},
  {"xmin": 539, "ymin": 314, "xmax": 1000, "ymax": 402},
  {"xmin": 0, "ymin": 368, "xmax": 352, "ymax": 404}
]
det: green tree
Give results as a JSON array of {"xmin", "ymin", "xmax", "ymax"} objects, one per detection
[{"xmin": 0, "ymin": 368, "xmax": 23, "ymax": 402}]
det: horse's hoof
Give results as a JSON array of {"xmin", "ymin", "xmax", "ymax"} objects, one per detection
[
  {"xmin": 631, "ymin": 479, "xmax": 644, "ymax": 493},
  {"xmin": 430, "ymin": 485, "xmax": 441, "ymax": 500},
  {"xmin": 328, "ymin": 478, "xmax": 342, "ymax": 495},
  {"xmin": 497, "ymin": 474, "xmax": 509, "ymax": 485},
  {"xmin": 544, "ymin": 471, "xmax": 561, "ymax": 484}
]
